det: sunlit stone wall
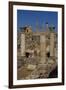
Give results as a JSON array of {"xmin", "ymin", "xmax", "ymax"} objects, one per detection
[{"xmin": 21, "ymin": 33, "xmax": 25, "ymax": 56}]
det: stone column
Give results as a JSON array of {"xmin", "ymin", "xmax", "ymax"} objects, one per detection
[
  {"xmin": 40, "ymin": 35, "xmax": 46, "ymax": 64},
  {"xmin": 50, "ymin": 33, "xmax": 55, "ymax": 56},
  {"xmin": 21, "ymin": 33, "xmax": 25, "ymax": 56}
]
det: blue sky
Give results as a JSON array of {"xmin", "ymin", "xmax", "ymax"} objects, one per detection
[{"xmin": 17, "ymin": 10, "xmax": 58, "ymax": 32}]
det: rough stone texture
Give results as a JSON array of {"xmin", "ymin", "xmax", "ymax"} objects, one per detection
[
  {"xmin": 50, "ymin": 33, "xmax": 55, "ymax": 56},
  {"xmin": 40, "ymin": 35, "xmax": 46, "ymax": 64},
  {"xmin": 17, "ymin": 26, "xmax": 57, "ymax": 80},
  {"xmin": 21, "ymin": 34, "xmax": 25, "ymax": 56}
]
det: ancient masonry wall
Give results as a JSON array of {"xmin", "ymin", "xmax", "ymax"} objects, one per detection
[
  {"xmin": 21, "ymin": 33, "xmax": 25, "ymax": 56},
  {"xmin": 40, "ymin": 35, "xmax": 46, "ymax": 64},
  {"xmin": 50, "ymin": 33, "xmax": 55, "ymax": 57}
]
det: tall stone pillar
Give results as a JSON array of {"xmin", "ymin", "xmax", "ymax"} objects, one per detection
[
  {"xmin": 50, "ymin": 33, "xmax": 55, "ymax": 56},
  {"xmin": 21, "ymin": 33, "xmax": 25, "ymax": 56},
  {"xmin": 40, "ymin": 35, "xmax": 46, "ymax": 64}
]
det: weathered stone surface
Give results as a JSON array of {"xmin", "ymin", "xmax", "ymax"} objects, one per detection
[
  {"xmin": 27, "ymin": 64, "xmax": 36, "ymax": 70},
  {"xmin": 21, "ymin": 34, "xmax": 25, "ymax": 56},
  {"xmin": 17, "ymin": 26, "xmax": 57, "ymax": 80}
]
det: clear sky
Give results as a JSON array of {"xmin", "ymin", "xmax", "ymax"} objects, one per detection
[{"xmin": 17, "ymin": 10, "xmax": 58, "ymax": 32}]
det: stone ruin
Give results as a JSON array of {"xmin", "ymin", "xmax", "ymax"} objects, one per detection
[{"xmin": 17, "ymin": 24, "xmax": 58, "ymax": 80}]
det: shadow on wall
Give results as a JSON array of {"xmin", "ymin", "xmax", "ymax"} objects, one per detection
[{"xmin": 48, "ymin": 66, "xmax": 58, "ymax": 78}]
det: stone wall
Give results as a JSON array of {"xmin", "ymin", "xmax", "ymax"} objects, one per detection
[{"xmin": 21, "ymin": 33, "xmax": 25, "ymax": 56}]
